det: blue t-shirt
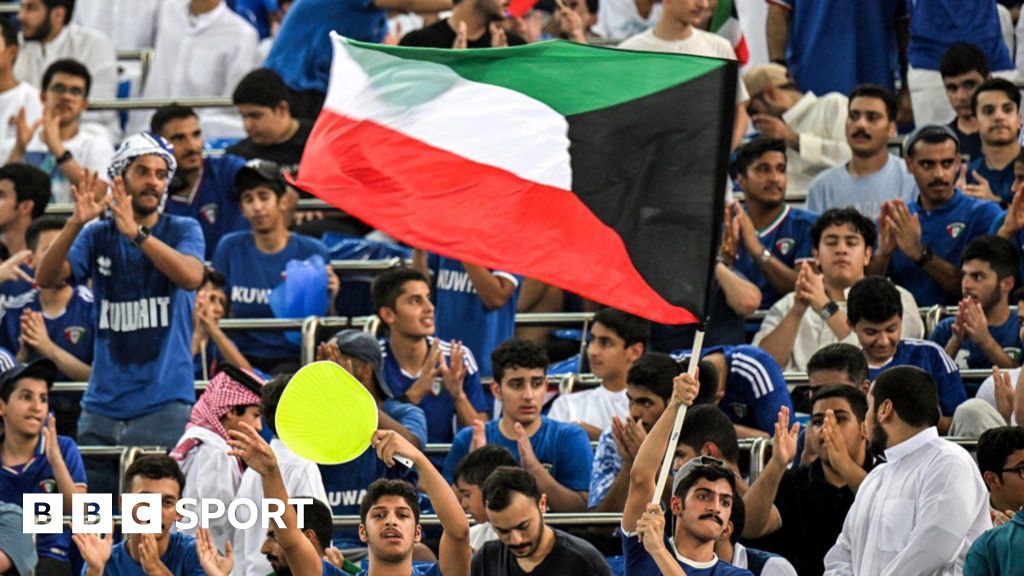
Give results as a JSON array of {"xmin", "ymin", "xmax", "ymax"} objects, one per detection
[
  {"xmin": 716, "ymin": 345, "xmax": 794, "ymax": 434},
  {"xmin": 806, "ymin": 155, "xmax": 919, "ymax": 220},
  {"xmin": 886, "ymin": 191, "xmax": 1004, "ymax": 307},
  {"xmin": 264, "ymin": 0, "xmax": 387, "ymax": 93},
  {"xmin": 0, "ymin": 287, "xmax": 94, "ymax": 381},
  {"xmin": 589, "ymin": 428, "xmax": 622, "ymax": 509},
  {"xmin": 867, "ymin": 339, "xmax": 967, "ymax": 416},
  {"xmin": 0, "ymin": 272, "xmax": 33, "ymax": 309},
  {"xmin": 354, "ymin": 563, "xmax": 441, "ymax": 576},
  {"xmin": 906, "ymin": 0, "xmax": 1013, "ymax": 71},
  {"xmin": 733, "ymin": 206, "xmax": 817, "ymax": 310},
  {"xmin": 621, "ymin": 531, "xmax": 753, "ymax": 576},
  {"xmin": 319, "ymin": 399, "xmax": 425, "ymax": 548},
  {"xmin": 164, "ymin": 155, "xmax": 248, "ymax": 260},
  {"xmin": 968, "ymin": 156, "xmax": 1015, "ymax": 205},
  {"xmin": 442, "ymin": 417, "xmax": 593, "ymax": 489},
  {"xmin": 68, "ymin": 215, "xmax": 203, "ymax": 419},
  {"xmin": 775, "ymin": 0, "xmax": 904, "ymax": 95},
  {"xmin": 93, "ymin": 532, "xmax": 203, "ymax": 576},
  {"xmin": 430, "ymin": 256, "xmax": 521, "ymax": 378},
  {"xmin": 212, "ymin": 231, "xmax": 330, "ymax": 359},
  {"xmin": 0, "ymin": 435, "xmax": 86, "ymax": 562},
  {"xmin": 379, "ymin": 336, "xmax": 487, "ymax": 444},
  {"xmin": 929, "ymin": 315, "xmax": 1023, "ymax": 369}
]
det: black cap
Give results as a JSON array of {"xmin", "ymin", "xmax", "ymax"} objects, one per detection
[
  {"xmin": 234, "ymin": 158, "xmax": 286, "ymax": 196},
  {"xmin": 0, "ymin": 359, "xmax": 58, "ymax": 397}
]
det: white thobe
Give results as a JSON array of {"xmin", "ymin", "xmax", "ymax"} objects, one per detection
[
  {"xmin": 823, "ymin": 427, "xmax": 991, "ymax": 576},
  {"xmin": 73, "ymin": 0, "xmax": 162, "ymax": 50},
  {"xmin": 175, "ymin": 426, "xmax": 242, "ymax": 551}
]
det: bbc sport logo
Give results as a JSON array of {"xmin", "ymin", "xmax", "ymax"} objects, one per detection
[{"xmin": 22, "ymin": 494, "xmax": 312, "ymax": 534}]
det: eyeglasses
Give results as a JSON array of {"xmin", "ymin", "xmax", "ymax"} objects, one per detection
[
  {"xmin": 48, "ymin": 83, "xmax": 85, "ymax": 98},
  {"xmin": 1000, "ymin": 466, "xmax": 1024, "ymax": 480}
]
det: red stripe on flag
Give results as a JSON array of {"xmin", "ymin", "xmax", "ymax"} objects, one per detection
[
  {"xmin": 507, "ymin": 0, "xmax": 540, "ymax": 17},
  {"xmin": 294, "ymin": 110, "xmax": 698, "ymax": 325}
]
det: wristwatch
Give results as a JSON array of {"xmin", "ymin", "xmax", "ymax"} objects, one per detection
[
  {"xmin": 757, "ymin": 247, "xmax": 772, "ymax": 265},
  {"xmin": 818, "ymin": 300, "xmax": 840, "ymax": 321},
  {"xmin": 915, "ymin": 246, "xmax": 933, "ymax": 266},
  {"xmin": 132, "ymin": 225, "xmax": 151, "ymax": 247},
  {"xmin": 55, "ymin": 149, "xmax": 73, "ymax": 166}
]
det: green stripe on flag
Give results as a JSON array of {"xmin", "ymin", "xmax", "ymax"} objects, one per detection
[
  {"xmin": 710, "ymin": 0, "xmax": 734, "ymax": 32},
  {"xmin": 344, "ymin": 38, "xmax": 730, "ymax": 117}
]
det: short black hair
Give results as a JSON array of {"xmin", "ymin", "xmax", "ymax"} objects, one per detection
[
  {"xmin": 26, "ymin": 215, "xmax": 65, "ymax": 252},
  {"xmin": 0, "ymin": 163, "xmax": 51, "ymax": 218},
  {"xmin": 905, "ymin": 125, "xmax": 959, "ymax": 157},
  {"xmin": 592, "ymin": 308, "xmax": 651, "ymax": 349},
  {"xmin": 806, "ymin": 343, "xmax": 869, "ymax": 386},
  {"xmin": 359, "ymin": 479, "xmax": 420, "ymax": 524},
  {"xmin": 939, "ymin": 42, "xmax": 990, "ymax": 80},
  {"xmin": 728, "ymin": 493, "xmax": 745, "ymax": 544},
  {"xmin": 735, "ymin": 138, "xmax": 786, "ymax": 177},
  {"xmin": 673, "ymin": 460, "xmax": 736, "ymax": 500},
  {"xmin": 977, "ymin": 426, "xmax": 1024, "ymax": 476},
  {"xmin": 848, "ymin": 84, "xmax": 898, "ymax": 122},
  {"xmin": 678, "ymin": 405, "xmax": 739, "ymax": 464},
  {"xmin": 203, "ymin": 267, "xmax": 227, "ymax": 292},
  {"xmin": 847, "ymin": 276, "xmax": 902, "ymax": 325},
  {"xmin": 260, "ymin": 374, "xmax": 291, "ymax": 437},
  {"xmin": 491, "ymin": 339, "xmax": 548, "ymax": 383},
  {"xmin": 453, "ymin": 445, "xmax": 518, "ymax": 487},
  {"xmin": 482, "ymin": 466, "xmax": 542, "ymax": 511},
  {"xmin": 41, "ymin": 58, "xmax": 91, "ymax": 97},
  {"xmin": 1013, "ymin": 284, "xmax": 1024, "ymax": 305},
  {"xmin": 627, "ymin": 353, "xmax": 680, "ymax": 401},
  {"xmin": 0, "ymin": 15, "xmax": 18, "ymax": 48},
  {"xmin": 233, "ymin": 68, "xmax": 290, "ymax": 109},
  {"xmin": 811, "ymin": 384, "xmax": 868, "ymax": 422},
  {"xmin": 42, "ymin": 0, "xmax": 75, "ymax": 25},
  {"xmin": 810, "ymin": 207, "xmax": 876, "ymax": 249},
  {"xmin": 150, "ymin": 104, "xmax": 199, "ymax": 135},
  {"xmin": 123, "ymin": 455, "xmax": 185, "ymax": 497},
  {"xmin": 371, "ymin": 267, "xmax": 430, "ymax": 312},
  {"xmin": 871, "ymin": 366, "xmax": 941, "ymax": 428},
  {"xmin": 295, "ymin": 496, "xmax": 333, "ymax": 550},
  {"xmin": 960, "ymin": 235, "xmax": 1021, "ymax": 281},
  {"xmin": 971, "ymin": 77, "xmax": 1021, "ymax": 116}
]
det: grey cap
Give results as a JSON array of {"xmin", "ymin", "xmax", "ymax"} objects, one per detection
[
  {"xmin": 903, "ymin": 123, "xmax": 960, "ymax": 157},
  {"xmin": 330, "ymin": 329, "xmax": 394, "ymax": 398},
  {"xmin": 671, "ymin": 455, "xmax": 732, "ymax": 498}
]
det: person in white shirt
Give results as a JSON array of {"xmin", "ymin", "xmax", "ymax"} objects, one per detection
[
  {"xmin": 0, "ymin": 19, "xmax": 41, "ymax": 166},
  {"xmin": 754, "ymin": 208, "xmax": 923, "ymax": 372},
  {"xmin": 72, "ymin": 0, "xmax": 162, "ymax": 51},
  {"xmin": 716, "ymin": 497, "xmax": 798, "ymax": 576},
  {"xmin": 131, "ymin": 0, "xmax": 261, "ymax": 138},
  {"xmin": 15, "ymin": 0, "xmax": 118, "ymax": 141},
  {"xmin": 8, "ymin": 59, "xmax": 112, "ymax": 204},
  {"xmin": 617, "ymin": 0, "xmax": 748, "ymax": 150},
  {"xmin": 742, "ymin": 63, "xmax": 851, "ymax": 197},
  {"xmin": 169, "ymin": 364, "xmax": 263, "ymax": 551},
  {"xmin": 823, "ymin": 365, "xmax": 991, "ymax": 576},
  {"xmin": 548, "ymin": 308, "xmax": 649, "ymax": 440},
  {"xmin": 231, "ymin": 373, "xmax": 328, "ymax": 576}
]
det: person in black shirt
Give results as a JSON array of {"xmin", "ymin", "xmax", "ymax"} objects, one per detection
[
  {"xmin": 227, "ymin": 68, "xmax": 312, "ymax": 169},
  {"xmin": 741, "ymin": 385, "xmax": 875, "ymax": 576},
  {"xmin": 472, "ymin": 467, "xmax": 611, "ymax": 576},
  {"xmin": 400, "ymin": 0, "xmax": 525, "ymax": 48}
]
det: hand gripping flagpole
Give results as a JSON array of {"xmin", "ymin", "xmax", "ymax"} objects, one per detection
[{"xmin": 650, "ymin": 326, "xmax": 704, "ymax": 504}]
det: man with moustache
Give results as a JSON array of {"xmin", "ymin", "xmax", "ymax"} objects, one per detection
[
  {"xmin": 472, "ymin": 467, "xmax": 611, "ymax": 574},
  {"xmin": 824, "ymin": 366, "xmax": 991, "ymax": 575},
  {"xmin": 867, "ymin": 124, "xmax": 1004, "ymax": 307},
  {"xmin": 807, "ymin": 85, "xmax": 918, "ymax": 220}
]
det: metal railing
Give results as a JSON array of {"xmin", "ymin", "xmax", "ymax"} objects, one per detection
[{"xmin": 87, "ymin": 97, "xmax": 234, "ymax": 111}]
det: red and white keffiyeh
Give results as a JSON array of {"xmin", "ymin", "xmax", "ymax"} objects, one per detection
[{"xmin": 170, "ymin": 368, "xmax": 263, "ymax": 463}]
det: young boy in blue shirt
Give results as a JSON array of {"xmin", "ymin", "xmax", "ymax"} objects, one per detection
[{"xmin": 0, "ymin": 359, "xmax": 86, "ymax": 576}]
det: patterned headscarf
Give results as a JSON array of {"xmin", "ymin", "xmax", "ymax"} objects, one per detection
[
  {"xmin": 170, "ymin": 367, "xmax": 263, "ymax": 464},
  {"xmin": 107, "ymin": 132, "xmax": 177, "ymax": 182}
]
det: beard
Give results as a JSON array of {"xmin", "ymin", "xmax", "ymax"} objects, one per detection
[
  {"xmin": 23, "ymin": 18, "xmax": 51, "ymax": 42},
  {"xmin": 131, "ymin": 190, "xmax": 162, "ymax": 217},
  {"xmin": 868, "ymin": 418, "xmax": 889, "ymax": 458}
]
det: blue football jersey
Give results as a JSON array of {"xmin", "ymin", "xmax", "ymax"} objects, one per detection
[
  {"xmin": 0, "ymin": 287, "xmax": 94, "ymax": 381},
  {"xmin": 867, "ymin": 339, "xmax": 967, "ymax": 416},
  {"xmin": 163, "ymin": 155, "xmax": 248, "ymax": 260},
  {"xmin": 734, "ymin": 205, "xmax": 817, "ymax": 309}
]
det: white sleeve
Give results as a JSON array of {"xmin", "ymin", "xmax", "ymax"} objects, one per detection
[
  {"xmin": 189, "ymin": 451, "xmax": 238, "ymax": 550},
  {"xmin": 547, "ymin": 395, "xmax": 571, "ymax": 423},
  {"xmin": 764, "ymin": 557, "xmax": 800, "ymax": 576},
  {"xmin": 285, "ymin": 461, "xmax": 329, "ymax": 505},
  {"xmin": 796, "ymin": 98, "xmax": 852, "ymax": 170},
  {"xmin": 223, "ymin": 24, "xmax": 261, "ymax": 96},
  {"xmin": 898, "ymin": 289, "xmax": 925, "ymax": 339},
  {"xmin": 751, "ymin": 296, "xmax": 790, "ymax": 347}
]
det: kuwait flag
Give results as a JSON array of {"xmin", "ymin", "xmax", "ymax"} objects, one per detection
[
  {"xmin": 295, "ymin": 34, "xmax": 736, "ymax": 325},
  {"xmin": 710, "ymin": 0, "xmax": 748, "ymax": 65}
]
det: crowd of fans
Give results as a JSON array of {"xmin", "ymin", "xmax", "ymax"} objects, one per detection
[{"xmin": 0, "ymin": 0, "xmax": 1020, "ymax": 576}]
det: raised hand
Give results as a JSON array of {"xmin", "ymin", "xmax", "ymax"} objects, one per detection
[
  {"xmin": 12, "ymin": 106, "xmax": 41, "ymax": 155},
  {"xmin": 40, "ymin": 103, "xmax": 63, "ymax": 154},
  {"xmin": 227, "ymin": 421, "xmax": 278, "ymax": 476},
  {"xmin": 999, "ymin": 184, "xmax": 1024, "ymax": 237},
  {"xmin": 470, "ymin": 418, "xmax": 487, "ymax": 451},
  {"xmin": 992, "ymin": 366, "xmax": 1015, "ymax": 424},
  {"xmin": 195, "ymin": 528, "xmax": 233, "ymax": 576},
  {"xmin": 323, "ymin": 547, "xmax": 346, "ymax": 569},
  {"xmin": 20, "ymin": 310, "xmax": 55, "ymax": 357},
  {"xmin": 820, "ymin": 409, "xmax": 854, "ymax": 472},
  {"xmin": 964, "ymin": 170, "xmax": 1000, "ymax": 203},
  {"xmin": 635, "ymin": 503, "xmax": 666, "ymax": 550},
  {"xmin": 439, "ymin": 341, "xmax": 467, "ymax": 400},
  {"xmin": 373, "ymin": 429, "xmax": 420, "ymax": 468},
  {"xmin": 959, "ymin": 298, "xmax": 991, "ymax": 343},
  {"xmin": 72, "ymin": 533, "xmax": 112, "ymax": 573},
  {"xmin": 557, "ymin": 5, "xmax": 586, "ymax": 42},
  {"xmin": 886, "ymin": 200, "xmax": 924, "ymax": 261},
  {"xmin": 670, "ymin": 371, "xmax": 700, "ymax": 408},
  {"xmin": 612, "ymin": 415, "xmax": 647, "ymax": 463},
  {"xmin": 70, "ymin": 170, "xmax": 107, "ymax": 225},
  {"xmin": 489, "ymin": 22, "xmax": 508, "ymax": 47},
  {"xmin": 42, "ymin": 413, "xmax": 62, "ymax": 466},
  {"xmin": 512, "ymin": 421, "xmax": 540, "ymax": 470},
  {"xmin": 771, "ymin": 406, "xmax": 800, "ymax": 466},
  {"xmin": 0, "ymin": 249, "xmax": 32, "ymax": 284},
  {"xmin": 137, "ymin": 533, "xmax": 169, "ymax": 575},
  {"xmin": 109, "ymin": 176, "xmax": 139, "ymax": 239},
  {"xmin": 453, "ymin": 21, "xmax": 468, "ymax": 49}
]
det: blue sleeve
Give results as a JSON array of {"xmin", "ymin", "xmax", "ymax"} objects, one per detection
[
  {"xmin": 554, "ymin": 425, "xmax": 593, "ymax": 492},
  {"xmin": 0, "ymin": 307, "xmax": 19, "ymax": 353},
  {"xmin": 59, "ymin": 437, "xmax": 87, "ymax": 485},
  {"xmin": 933, "ymin": 350, "xmax": 967, "ymax": 416},
  {"xmin": 312, "ymin": 238, "xmax": 331, "ymax": 261},
  {"xmin": 442, "ymin": 426, "xmax": 472, "ymax": 484},
  {"xmin": 989, "ymin": 212, "xmax": 1008, "ymax": 235},
  {"xmin": 963, "ymin": 534, "xmax": 994, "ymax": 576},
  {"xmin": 183, "ymin": 540, "xmax": 205, "ymax": 576},
  {"xmin": 929, "ymin": 318, "xmax": 953, "ymax": 345},
  {"xmin": 793, "ymin": 218, "xmax": 816, "ymax": 261},
  {"xmin": 588, "ymin": 431, "xmax": 619, "ymax": 509},
  {"xmin": 753, "ymin": 384, "xmax": 793, "ymax": 434},
  {"xmin": 67, "ymin": 223, "xmax": 94, "ymax": 283},
  {"xmin": 173, "ymin": 218, "xmax": 206, "ymax": 261},
  {"xmin": 462, "ymin": 365, "xmax": 488, "ymax": 414},
  {"xmin": 211, "ymin": 239, "xmax": 230, "ymax": 278},
  {"xmin": 0, "ymin": 348, "xmax": 15, "ymax": 371},
  {"xmin": 391, "ymin": 402, "xmax": 428, "ymax": 449}
]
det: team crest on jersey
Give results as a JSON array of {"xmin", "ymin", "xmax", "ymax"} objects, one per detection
[
  {"xmin": 38, "ymin": 479, "xmax": 56, "ymax": 493},
  {"xmin": 64, "ymin": 326, "xmax": 86, "ymax": 345},
  {"xmin": 1006, "ymin": 347, "xmax": 1022, "ymax": 363},
  {"xmin": 199, "ymin": 203, "xmax": 218, "ymax": 224},
  {"xmin": 97, "ymin": 256, "xmax": 112, "ymax": 276},
  {"xmin": 946, "ymin": 222, "xmax": 966, "ymax": 239},
  {"xmin": 775, "ymin": 238, "xmax": 795, "ymax": 256}
]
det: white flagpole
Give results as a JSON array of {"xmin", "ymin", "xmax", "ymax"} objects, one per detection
[{"xmin": 650, "ymin": 327, "xmax": 704, "ymax": 503}]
